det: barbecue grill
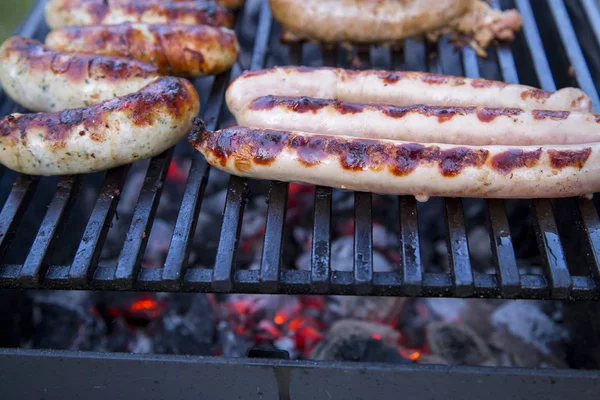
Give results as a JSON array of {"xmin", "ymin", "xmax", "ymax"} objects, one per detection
[{"xmin": 1, "ymin": 0, "xmax": 600, "ymax": 399}]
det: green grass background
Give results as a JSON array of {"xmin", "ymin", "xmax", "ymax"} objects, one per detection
[{"xmin": 0, "ymin": 0, "xmax": 36, "ymax": 42}]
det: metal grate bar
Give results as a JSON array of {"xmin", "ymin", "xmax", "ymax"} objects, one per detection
[
  {"xmin": 114, "ymin": 149, "xmax": 173, "ymax": 288},
  {"xmin": 250, "ymin": 0, "xmax": 273, "ymax": 70},
  {"xmin": 162, "ymin": 72, "xmax": 231, "ymax": 287},
  {"xmin": 581, "ymin": 0, "xmax": 600, "ymax": 47},
  {"xmin": 578, "ymin": 198, "xmax": 600, "ymax": 283},
  {"xmin": 444, "ymin": 199, "xmax": 474, "ymax": 296},
  {"xmin": 353, "ymin": 192, "xmax": 374, "ymax": 293},
  {"xmin": 20, "ymin": 176, "xmax": 81, "ymax": 287},
  {"xmin": 69, "ymin": 167, "xmax": 129, "ymax": 285},
  {"xmin": 514, "ymin": 0, "xmax": 558, "ymax": 91},
  {"xmin": 14, "ymin": 0, "xmax": 45, "ymax": 39},
  {"xmin": 0, "ymin": 176, "xmax": 39, "ymax": 259},
  {"xmin": 497, "ymin": 1, "xmax": 580, "ymax": 299},
  {"xmin": 212, "ymin": 175, "xmax": 248, "ymax": 291},
  {"xmin": 259, "ymin": 181, "xmax": 288, "ymax": 292},
  {"xmin": 548, "ymin": 0, "xmax": 600, "ymax": 111},
  {"xmin": 486, "ymin": 200, "xmax": 521, "ymax": 297},
  {"xmin": 212, "ymin": 2, "xmax": 274, "ymax": 291},
  {"xmin": 398, "ymin": 196, "xmax": 422, "ymax": 296},
  {"xmin": 0, "ymin": 0, "xmax": 599, "ymax": 298},
  {"xmin": 311, "ymin": 187, "xmax": 332, "ymax": 292},
  {"xmin": 461, "ymin": 47, "xmax": 480, "ymax": 78},
  {"xmin": 533, "ymin": 199, "xmax": 573, "ymax": 298}
]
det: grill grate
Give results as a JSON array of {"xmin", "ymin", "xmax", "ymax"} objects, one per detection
[{"xmin": 0, "ymin": 0, "xmax": 599, "ymax": 299}]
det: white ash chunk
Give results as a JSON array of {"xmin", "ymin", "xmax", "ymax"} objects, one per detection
[{"xmin": 491, "ymin": 301, "xmax": 569, "ymax": 355}]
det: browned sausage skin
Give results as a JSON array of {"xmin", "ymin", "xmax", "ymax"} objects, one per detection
[
  {"xmin": 190, "ymin": 124, "xmax": 600, "ymax": 201},
  {"xmin": 0, "ymin": 77, "xmax": 200, "ymax": 175},
  {"xmin": 46, "ymin": 24, "xmax": 239, "ymax": 77},
  {"xmin": 237, "ymin": 95, "xmax": 600, "ymax": 146},
  {"xmin": 0, "ymin": 36, "xmax": 160, "ymax": 112},
  {"xmin": 45, "ymin": 0, "xmax": 234, "ymax": 29},
  {"xmin": 226, "ymin": 67, "xmax": 592, "ymax": 116}
]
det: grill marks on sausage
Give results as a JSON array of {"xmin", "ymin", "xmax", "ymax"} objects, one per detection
[
  {"xmin": 0, "ymin": 77, "xmax": 194, "ymax": 146},
  {"xmin": 548, "ymin": 148, "xmax": 592, "ymax": 169},
  {"xmin": 476, "ymin": 107, "xmax": 523, "ymax": 122},
  {"xmin": 521, "ymin": 89, "xmax": 552, "ymax": 101},
  {"xmin": 249, "ymin": 95, "xmax": 527, "ymax": 123},
  {"xmin": 532, "ymin": 110, "xmax": 570, "ymax": 120},
  {"xmin": 237, "ymin": 67, "xmax": 511, "ymax": 89},
  {"xmin": 376, "ymin": 71, "xmax": 406, "ymax": 84},
  {"xmin": 490, "ymin": 149, "xmax": 543, "ymax": 175},
  {"xmin": 4, "ymin": 37, "xmax": 158, "ymax": 81},
  {"xmin": 193, "ymin": 127, "xmax": 588, "ymax": 177}
]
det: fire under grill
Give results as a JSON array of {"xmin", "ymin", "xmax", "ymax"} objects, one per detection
[{"xmin": 1, "ymin": 0, "xmax": 600, "ymax": 300}]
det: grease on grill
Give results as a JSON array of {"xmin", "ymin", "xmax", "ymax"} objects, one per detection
[
  {"xmin": 491, "ymin": 149, "xmax": 543, "ymax": 175},
  {"xmin": 548, "ymin": 148, "xmax": 592, "ymax": 169},
  {"xmin": 532, "ymin": 110, "xmax": 570, "ymax": 120}
]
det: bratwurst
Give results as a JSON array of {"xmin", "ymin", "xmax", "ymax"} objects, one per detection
[
  {"xmin": 191, "ymin": 124, "xmax": 600, "ymax": 201},
  {"xmin": 269, "ymin": 0, "xmax": 474, "ymax": 43},
  {"xmin": 236, "ymin": 95, "xmax": 600, "ymax": 146},
  {"xmin": 46, "ymin": 24, "xmax": 239, "ymax": 77},
  {"xmin": 0, "ymin": 36, "xmax": 159, "ymax": 112},
  {"xmin": 226, "ymin": 67, "xmax": 592, "ymax": 117},
  {"xmin": 0, "ymin": 77, "xmax": 199, "ymax": 175},
  {"xmin": 44, "ymin": 0, "xmax": 234, "ymax": 29}
]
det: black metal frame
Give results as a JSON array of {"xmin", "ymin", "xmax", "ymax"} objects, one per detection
[
  {"xmin": 0, "ymin": 0, "xmax": 600, "ymax": 300},
  {"xmin": 1, "ymin": 348, "xmax": 599, "ymax": 400}
]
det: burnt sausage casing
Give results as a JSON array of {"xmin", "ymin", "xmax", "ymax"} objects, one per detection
[
  {"xmin": 190, "ymin": 124, "xmax": 600, "ymax": 201},
  {"xmin": 45, "ymin": 0, "xmax": 234, "ymax": 29},
  {"xmin": 226, "ymin": 67, "xmax": 592, "ymax": 115},
  {"xmin": 0, "ymin": 77, "xmax": 199, "ymax": 175},
  {"xmin": 239, "ymin": 95, "xmax": 600, "ymax": 146},
  {"xmin": 0, "ymin": 36, "xmax": 160, "ymax": 112},
  {"xmin": 46, "ymin": 24, "xmax": 239, "ymax": 77}
]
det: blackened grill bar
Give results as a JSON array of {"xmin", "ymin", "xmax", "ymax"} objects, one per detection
[{"xmin": 0, "ymin": 0, "xmax": 598, "ymax": 301}]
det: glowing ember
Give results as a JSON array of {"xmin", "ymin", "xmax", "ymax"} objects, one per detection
[
  {"xmin": 166, "ymin": 159, "xmax": 188, "ymax": 186},
  {"xmin": 371, "ymin": 334, "xmax": 382, "ymax": 341},
  {"xmin": 130, "ymin": 299, "xmax": 159, "ymax": 313},
  {"xmin": 274, "ymin": 313, "xmax": 286, "ymax": 325},
  {"xmin": 398, "ymin": 348, "xmax": 421, "ymax": 361}
]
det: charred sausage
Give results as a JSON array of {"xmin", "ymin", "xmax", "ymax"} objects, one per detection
[
  {"xmin": 236, "ymin": 95, "xmax": 600, "ymax": 146},
  {"xmin": 0, "ymin": 36, "xmax": 159, "ymax": 112},
  {"xmin": 226, "ymin": 67, "xmax": 592, "ymax": 115},
  {"xmin": 46, "ymin": 24, "xmax": 239, "ymax": 77},
  {"xmin": 0, "ymin": 77, "xmax": 199, "ymax": 175},
  {"xmin": 190, "ymin": 124, "xmax": 600, "ymax": 201},
  {"xmin": 45, "ymin": 0, "xmax": 234, "ymax": 29}
]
